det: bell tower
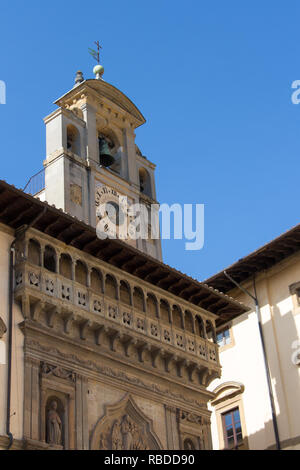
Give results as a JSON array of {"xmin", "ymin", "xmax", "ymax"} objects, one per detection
[{"xmin": 43, "ymin": 65, "xmax": 162, "ymax": 260}]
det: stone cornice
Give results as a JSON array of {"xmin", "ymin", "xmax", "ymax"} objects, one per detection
[
  {"xmin": 21, "ymin": 317, "xmax": 218, "ymax": 392},
  {"xmin": 137, "ymin": 154, "xmax": 156, "ymax": 170},
  {"xmin": 22, "ymin": 326, "xmax": 214, "ymax": 415},
  {"xmin": 54, "ymin": 80, "xmax": 145, "ymax": 130},
  {"xmin": 43, "ymin": 106, "xmax": 86, "ymax": 127}
]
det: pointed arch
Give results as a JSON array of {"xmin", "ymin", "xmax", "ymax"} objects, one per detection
[{"xmin": 90, "ymin": 394, "xmax": 163, "ymax": 450}]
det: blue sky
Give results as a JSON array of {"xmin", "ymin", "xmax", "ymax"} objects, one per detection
[{"xmin": 0, "ymin": 1, "xmax": 300, "ymax": 281}]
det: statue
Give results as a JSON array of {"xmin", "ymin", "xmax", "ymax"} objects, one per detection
[
  {"xmin": 47, "ymin": 400, "xmax": 62, "ymax": 446},
  {"xmin": 184, "ymin": 439, "xmax": 195, "ymax": 450},
  {"xmin": 121, "ymin": 415, "xmax": 135, "ymax": 450},
  {"xmin": 120, "ymin": 414, "xmax": 149, "ymax": 450},
  {"xmin": 99, "ymin": 432, "xmax": 107, "ymax": 450},
  {"xmin": 111, "ymin": 419, "xmax": 123, "ymax": 450}
]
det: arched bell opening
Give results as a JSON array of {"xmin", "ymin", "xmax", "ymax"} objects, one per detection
[
  {"xmin": 67, "ymin": 124, "xmax": 81, "ymax": 156},
  {"xmin": 97, "ymin": 128, "xmax": 122, "ymax": 172},
  {"xmin": 139, "ymin": 167, "xmax": 152, "ymax": 198}
]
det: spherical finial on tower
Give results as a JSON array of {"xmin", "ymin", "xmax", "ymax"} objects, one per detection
[{"xmin": 93, "ymin": 64, "xmax": 104, "ymax": 80}]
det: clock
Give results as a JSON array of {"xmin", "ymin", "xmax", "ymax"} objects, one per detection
[{"xmin": 95, "ymin": 185, "xmax": 129, "ymax": 239}]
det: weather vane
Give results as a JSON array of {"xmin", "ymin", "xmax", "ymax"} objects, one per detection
[{"xmin": 89, "ymin": 41, "xmax": 102, "ymax": 64}]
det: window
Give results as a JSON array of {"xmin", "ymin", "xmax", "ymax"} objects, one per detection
[
  {"xmin": 222, "ymin": 408, "xmax": 243, "ymax": 449},
  {"xmin": 289, "ymin": 282, "xmax": 300, "ymax": 312},
  {"xmin": 217, "ymin": 328, "xmax": 231, "ymax": 347}
]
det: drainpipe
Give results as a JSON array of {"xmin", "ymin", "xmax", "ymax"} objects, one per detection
[
  {"xmin": 6, "ymin": 208, "xmax": 46, "ymax": 450},
  {"xmin": 223, "ymin": 271, "xmax": 281, "ymax": 450},
  {"xmin": 6, "ymin": 240, "xmax": 15, "ymax": 450}
]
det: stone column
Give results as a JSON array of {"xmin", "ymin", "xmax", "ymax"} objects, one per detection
[
  {"xmin": 69, "ymin": 393, "xmax": 76, "ymax": 449},
  {"xmin": 23, "ymin": 358, "xmax": 33, "ymax": 439},
  {"xmin": 81, "ymin": 102, "xmax": 98, "ymax": 165},
  {"xmin": 75, "ymin": 375, "xmax": 83, "ymax": 449},
  {"xmin": 40, "ymin": 387, "xmax": 47, "ymax": 442},
  {"xmin": 123, "ymin": 127, "xmax": 138, "ymax": 185},
  {"xmin": 164, "ymin": 405, "xmax": 180, "ymax": 450},
  {"xmin": 71, "ymin": 259, "xmax": 76, "ymax": 281},
  {"xmin": 87, "ymin": 268, "xmax": 91, "ymax": 288},
  {"xmin": 31, "ymin": 359, "xmax": 41, "ymax": 441},
  {"xmin": 23, "ymin": 357, "xmax": 40, "ymax": 440},
  {"xmin": 75, "ymin": 375, "xmax": 89, "ymax": 449},
  {"xmin": 82, "ymin": 377, "xmax": 89, "ymax": 449}
]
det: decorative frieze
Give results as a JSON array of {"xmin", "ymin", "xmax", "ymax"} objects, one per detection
[
  {"xmin": 25, "ymin": 339, "xmax": 209, "ymax": 410},
  {"xmin": 41, "ymin": 362, "xmax": 76, "ymax": 383}
]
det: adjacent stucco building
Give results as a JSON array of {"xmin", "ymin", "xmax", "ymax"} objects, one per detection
[{"xmin": 206, "ymin": 225, "xmax": 300, "ymax": 450}]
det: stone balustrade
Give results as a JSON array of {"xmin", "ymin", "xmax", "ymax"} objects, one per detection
[{"xmin": 14, "ymin": 261, "xmax": 220, "ymax": 371}]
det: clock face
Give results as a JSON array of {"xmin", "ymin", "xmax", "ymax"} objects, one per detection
[
  {"xmin": 95, "ymin": 185, "xmax": 129, "ymax": 238},
  {"xmin": 104, "ymin": 200, "xmax": 125, "ymax": 226}
]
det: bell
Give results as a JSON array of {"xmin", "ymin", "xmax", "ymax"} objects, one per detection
[{"xmin": 99, "ymin": 137, "xmax": 115, "ymax": 167}]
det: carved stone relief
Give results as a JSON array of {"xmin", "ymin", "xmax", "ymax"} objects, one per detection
[
  {"xmin": 180, "ymin": 410, "xmax": 210, "ymax": 426},
  {"xmin": 27, "ymin": 338, "xmax": 207, "ymax": 410},
  {"xmin": 41, "ymin": 362, "xmax": 76, "ymax": 383},
  {"xmin": 70, "ymin": 183, "xmax": 82, "ymax": 206},
  {"xmin": 90, "ymin": 394, "xmax": 162, "ymax": 450}
]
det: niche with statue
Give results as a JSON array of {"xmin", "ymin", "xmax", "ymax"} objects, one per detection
[
  {"xmin": 46, "ymin": 396, "xmax": 64, "ymax": 447},
  {"xmin": 40, "ymin": 363, "xmax": 76, "ymax": 449}
]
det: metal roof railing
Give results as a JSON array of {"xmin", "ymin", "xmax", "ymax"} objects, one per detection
[{"xmin": 23, "ymin": 168, "xmax": 45, "ymax": 196}]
